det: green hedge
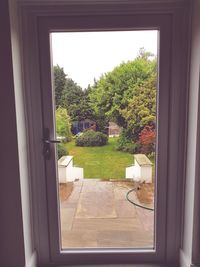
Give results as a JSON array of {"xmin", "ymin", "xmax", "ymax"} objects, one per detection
[
  {"xmin": 57, "ymin": 143, "xmax": 68, "ymax": 159},
  {"xmin": 75, "ymin": 130, "xmax": 108, "ymax": 147},
  {"xmin": 116, "ymin": 129, "xmax": 140, "ymax": 154}
]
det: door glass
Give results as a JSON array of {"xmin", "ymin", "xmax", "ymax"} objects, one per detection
[{"xmin": 51, "ymin": 30, "xmax": 158, "ymax": 249}]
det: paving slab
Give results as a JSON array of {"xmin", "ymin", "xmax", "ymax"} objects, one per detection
[
  {"xmin": 60, "ymin": 207, "xmax": 76, "ymax": 231},
  {"xmin": 72, "ymin": 217, "xmax": 142, "ymax": 231},
  {"xmin": 76, "ymin": 190, "xmax": 117, "ymax": 218},
  {"xmin": 59, "ymin": 182, "xmax": 73, "ymax": 202},
  {"xmin": 62, "ymin": 230, "xmax": 98, "ymax": 248},
  {"xmin": 61, "ymin": 201, "xmax": 77, "ymax": 209},
  {"xmin": 135, "ymin": 207, "xmax": 154, "ymax": 232},
  {"xmin": 97, "ymin": 230, "xmax": 153, "ymax": 248},
  {"xmin": 59, "ymin": 179, "xmax": 154, "ymax": 249},
  {"xmin": 115, "ymin": 200, "xmax": 136, "ymax": 218},
  {"xmin": 81, "ymin": 179, "xmax": 113, "ymax": 193},
  {"xmin": 66, "ymin": 182, "xmax": 83, "ymax": 203}
]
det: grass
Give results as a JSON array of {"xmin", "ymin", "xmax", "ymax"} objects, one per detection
[{"xmin": 65, "ymin": 137, "xmax": 134, "ymax": 179}]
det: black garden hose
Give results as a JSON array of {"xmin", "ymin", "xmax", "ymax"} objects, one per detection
[{"xmin": 126, "ymin": 187, "xmax": 154, "ymax": 211}]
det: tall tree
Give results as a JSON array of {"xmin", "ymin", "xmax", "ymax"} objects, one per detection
[
  {"xmin": 89, "ymin": 49, "xmax": 156, "ymax": 129},
  {"xmin": 62, "ymin": 78, "xmax": 83, "ymax": 108},
  {"xmin": 62, "ymin": 81, "xmax": 94, "ymax": 121},
  {"xmin": 53, "ymin": 65, "xmax": 67, "ymax": 108},
  {"xmin": 121, "ymin": 72, "xmax": 156, "ymax": 140},
  {"xmin": 53, "ymin": 65, "xmax": 94, "ymax": 121}
]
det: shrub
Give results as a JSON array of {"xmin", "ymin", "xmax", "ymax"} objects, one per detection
[
  {"xmin": 57, "ymin": 143, "xmax": 68, "ymax": 159},
  {"xmin": 122, "ymin": 142, "xmax": 140, "ymax": 154},
  {"xmin": 116, "ymin": 129, "xmax": 129, "ymax": 150},
  {"xmin": 75, "ymin": 130, "xmax": 108, "ymax": 146},
  {"xmin": 56, "ymin": 107, "xmax": 72, "ymax": 142},
  {"xmin": 116, "ymin": 129, "xmax": 140, "ymax": 154},
  {"xmin": 116, "ymin": 140, "xmax": 140, "ymax": 154},
  {"xmin": 138, "ymin": 125, "xmax": 155, "ymax": 154}
]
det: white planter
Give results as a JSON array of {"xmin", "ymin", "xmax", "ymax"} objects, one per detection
[
  {"xmin": 58, "ymin": 156, "xmax": 84, "ymax": 183},
  {"xmin": 126, "ymin": 154, "xmax": 152, "ymax": 183}
]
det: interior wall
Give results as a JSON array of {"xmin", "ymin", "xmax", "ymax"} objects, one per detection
[
  {"xmin": 0, "ymin": 0, "xmax": 25, "ymax": 267},
  {"xmin": 181, "ymin": 0, "xmax": 200, "ymax": 266},
  {"xmin": 8, "ymin": 0, "xmax": 37, "ymax": 267}
]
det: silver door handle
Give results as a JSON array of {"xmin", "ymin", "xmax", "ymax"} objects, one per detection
[
  {"xmin": 43, "ymin": 128, "xmax": 61, "ymax": 160},
  {"xmin": 43, "ymin": 139, "xmax": 61, "ymax": 144}
]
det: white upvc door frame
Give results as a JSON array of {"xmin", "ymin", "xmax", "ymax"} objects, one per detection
[{"xmin": 20, "ymin": 1, "xmax": 190, "ymax": 266}]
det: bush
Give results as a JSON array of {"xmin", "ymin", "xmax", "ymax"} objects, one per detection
[
  {"xmin": 116, "ymin": 129, "xmax": 129, "ymax": 150},
  {"xmin": 138, "ymin": 125, "xmax": 155, "ymax": 154},
  {"xmin": 75, "ymin": 130, "xmax": 108, "ymax": 147},
  {"xmin": 116, "ymin": 140, "xmax": 140, "ymax": 154},
  {"xmin": 57, "ymin": 143, "xmax": 68, "ymax": 159},
  {"xmin": 116, "ymin": 129, "xmax": 140, "ymax": 154},
  {"xmin": 122, "ymin": 142, "xmax": 140, "ymax": 154},
  {"xmin": 56, "ymin": 107, "xmax": 72, "ymax": 142}
]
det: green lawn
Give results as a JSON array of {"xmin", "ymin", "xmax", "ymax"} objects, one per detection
[{"xmin": 65, "ymin": 137, "xmax": 133, "ymax": 179}]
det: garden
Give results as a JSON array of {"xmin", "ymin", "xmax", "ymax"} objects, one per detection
[
  {"xmin": 55, "ymin": 48, "xmax": 156, "ymax": 179},
  {"xmin": 64, "ymin": 137, "xmax": 133, "ymax": 179}
]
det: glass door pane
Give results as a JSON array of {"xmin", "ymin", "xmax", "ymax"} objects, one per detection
[{"xmin": 51, "ymin": 30, "xmax": 158, "ymax": 250}]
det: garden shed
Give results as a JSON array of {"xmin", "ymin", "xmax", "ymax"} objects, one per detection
[
  {"xmin": 108, "ymin": 121, "xmax": 122, "ymax": 137},
  {"xmin": 72, "ymin": 119, "xmax": 96, "ymax": 134}
]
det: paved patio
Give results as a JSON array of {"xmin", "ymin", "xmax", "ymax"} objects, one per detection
[{"xmin": 59, "ymin": 179, "xmax": 154, "ymax": 249}]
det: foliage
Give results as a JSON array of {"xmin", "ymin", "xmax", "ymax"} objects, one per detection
[
  {"xmin": 116, "ymin": 129, "xmax": 140, "ymax": 154},
  {"xmin": 54, "ymin": 49, "xmax": 157, "ymax": 153},
  {"xmin": 93, "ymin": 113, "xmax": 109, "ymax": 134},
  {"xmin": 89, "ymin": 49, "xmax": 156, "ymax": 131},
  {"xmin": 53, "ymin": 66, "xmax": 86, "ymax": 118},
  {"xmin": 63, "ymin": 77, "xmax": 83, "ymax": 107},
  {"xmin": 62, "ymin": 79, "xmax": 84, "ymax": 120},
  {"xmin": 66, "ymin": 87, "xmax": 95, "ymax": 122},
  {"xmin": 53, "ymin": 65, "xmax": 67, "ymax": 109},
  {"xmin": 57, "ymin": 143, "xmax": 68, "ymax": 159},
  {"xmin": 75, "ymin": 130, "xmax": 108, "ymax": 147},
  {"xmin": 56, "ymin": 107, "xmax": 72, "ymax": 142},
  {"xmin": 115, "ymin": 129, "xmax": 132, "ymax": 150},
  {"xmin": 138, "ymin": 125, "xmax": 156, "ymax": 154},
  {"xmin": 53, "ymin": 66, "xmax": 95, "ymax": 123},
  {"xmin": 121, "ymin": 73, "xmax": 156, "ymax": 141}
]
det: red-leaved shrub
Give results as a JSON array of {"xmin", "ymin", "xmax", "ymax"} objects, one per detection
[{"xmin": 138, "ymin": 125, "xmax": 156, "ymax": 154}]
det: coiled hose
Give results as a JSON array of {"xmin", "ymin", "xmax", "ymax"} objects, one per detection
[{"xmin": 126, "ymin": 187, "xmax": 154, "ymax": 211}]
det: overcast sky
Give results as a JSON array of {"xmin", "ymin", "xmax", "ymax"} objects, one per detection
[{"xmin": 51, "ymin": 30, "xmax": 158, "ymax": 89}]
